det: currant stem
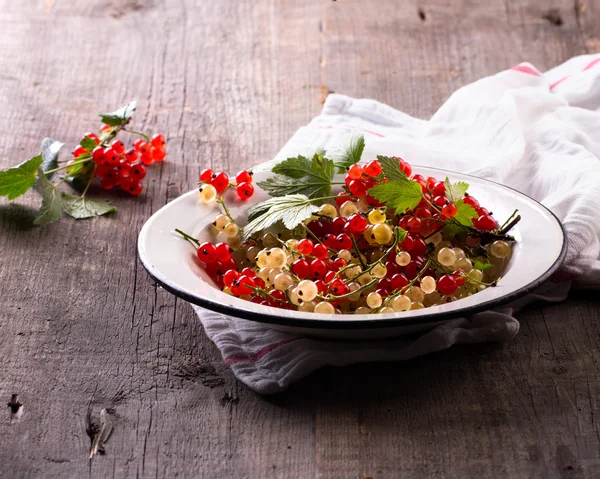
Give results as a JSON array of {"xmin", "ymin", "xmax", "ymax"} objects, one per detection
[
  {"xmin": 216, "ymin": 197, "xmax": 236, "ymax": 223},
  {"xmin": 81, "ymin": 173, "xmax": 94, "ymax": 198},
  {"xmin": 351, "ymin": 235, "xmax": 367, "ymax": 269},
  {"xmin": 174, "ymin": 228, "xmax": 200, "ymax": 246},
  {"xmin": 499, "ymin": 209, "xmax": 519, "ymax": 230},
  {"xmin": 44, "ymin": 157, "xmax": 91, "ymax": 175},
  {"xmin": 122, "ymin": 128, "xmax": 151, "ymax": 142},
  {"xmin": 319, "ymin": 278, "xmax": 378, "ymax": 301}
]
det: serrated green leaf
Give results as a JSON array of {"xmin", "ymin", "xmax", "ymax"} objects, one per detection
[
  {"xmin": 259, "ymin": 156, "xmax": 335, "ymax": 199},
  {"xmin": 80, "ymin": 136, "xmax": 98, "ymax": 151},
  {"xmin": 473, "ymin": 260, "xmax": 493, "ymax": 271},
  {"xmin": 0, "ymin": 155, "xmax": 43, "ymax": 200},
  {"xmin": 272, "ymin": 155, "xmax": 312, "ymax": 179},
  {"xmin": 98, "ymin": 100, "xmax": 137, "ymax": 127},
  {"xmin": 242, "ymin": 194, "xmax": 320, "ymax": 240},
  {"xmin": 377, "ymin": 156, "xmax": 407, "ymax": 182},
  {"xmin": 61, "ymin": 194, "xmax": 116, "ymax": 219},
  {"xmin": 444, "ymin": 177, "xmax": 469, "ymax": 203},
  {"xmin": 367, "ymin": 180, "xmax": 423, "ymax": 215},
  {"xmin": 332, "ymin": 134, "xmax": 365, "ymax": 173},
  {"xmin": 64, "ymin": 157, "xmax": 94, "ymax": 179},
  {"xmin": 453, "ymin": 199, "xmax": 478, "ymax": 226},
  {"xmin": 443, "ymin": 222, "xmax": 464, "ymax": 240},
  {"xmin": 33, "ymin": 169, "xmax": 63, "ymax": 225},
  {"xmin": 40, "ymin": 138, "xmax": 64, "ymax": 180}
]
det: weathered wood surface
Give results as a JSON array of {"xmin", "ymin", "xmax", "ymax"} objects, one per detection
[{"xmin": 0, "ymin": 0, "xmax": 599, "ymax": 477}]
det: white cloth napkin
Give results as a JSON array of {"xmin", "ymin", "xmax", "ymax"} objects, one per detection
[{"xmin": 194, "ymin": 55, "xmax": 600, "ymax": 394}]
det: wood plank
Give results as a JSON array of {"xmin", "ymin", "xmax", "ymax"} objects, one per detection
[{"xmin": 0, "ymin": 0, "xmax": 598, "ymax": 478}]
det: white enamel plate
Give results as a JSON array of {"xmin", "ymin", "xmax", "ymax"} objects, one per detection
[{"xmin": 138, "ymin": 166, "xmax": 566, "ymax": 339}]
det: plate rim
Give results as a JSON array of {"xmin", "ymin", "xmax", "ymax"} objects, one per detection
[{"xmin": 137, "ymin": 166, "xmax": 568, "ymax": 330}]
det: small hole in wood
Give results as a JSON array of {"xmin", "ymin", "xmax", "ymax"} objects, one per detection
[
  {"xmin": 542, "ymin": 9, "xmax": 563, "ymax": 26},
  {"xmin": 418, "ymin": 7, "xmax": 426, "ymax": 21}
]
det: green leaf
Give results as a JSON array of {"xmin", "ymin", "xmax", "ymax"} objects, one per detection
[
  {"xmin": 377, "ymin": 156, "xmax": 408, "ymax": 182},
  {"xmin": 80, "ymin": 136, "xmax": 99, "ymax": 151},
  {"xmin": 332, "ymin": 134, "xmax": 365, "ymax": 173},
  {"xmin": 271, "ymin": 155, "xmax": 312, "ymax": 179},
  {"xmin": 259, "ymin": 155, "xmax": 335, "ymax": 199},
  {"xmin": 242, "ymin": 194, "xmax": 321, "ymax": 240},
  {"xmin": 453, "ymin": 199, "xmax": 478, "ymax": 226},
  {"xmin": 64, "ymin": 157, "xmax": 94, "ymax": 179},
  {"xmin": 444, "ymin": 177, "xmax": 469, "ymax": 203},
  {"xmin": 34, "ymin": 169, "xmax": 63, "ymax": 225},
  {"xmin": 367, "ymin": 179, "xmax": 423, "ymax": 215},
  {"xmin": 473, "ymin": 260, "xmax": 493, "ymax": 271},
  {"xmin": 40, "ymin": 138, "xmax": 64, "ymax": 180},
  {"xmin": 98, "ymin": 100, "xmax": 137, "ymax": 127},
  {"xmin": 442, "ymin": 200, "xmax": 477, "ymax": 239},
  {"xmin": 0, "ymin": 155, "xmax": 43, "ymax": 200},
  {"xmin": 396, "ymin": 227, "xmax": 408, "ymax": 244},
  {"xmin": 61, "ymin": 194, "xmax": 116, "ymax": 219}
]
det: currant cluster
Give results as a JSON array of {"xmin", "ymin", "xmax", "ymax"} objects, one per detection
[
  {"xmin": 342, "ymin": 159, "xmax": 499, "ymax": 232},
  {"xmin": 69, "ymin": 128, "xmax": 167, "ymax": 196},
  {"xmin": 197, "ymin": 168, "xmax": 255, "ymax": 203},
  {"xmin": 177, "ymin": 156, "xmax": 514, "ymax": 315}
]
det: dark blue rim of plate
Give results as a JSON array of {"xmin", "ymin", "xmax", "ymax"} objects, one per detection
[{"xmin": 138, "ymin": 168, "xmax": 568, "ymax": 330}]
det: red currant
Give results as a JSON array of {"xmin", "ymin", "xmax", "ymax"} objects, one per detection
[
  {"xmin": 405, "ymin": 259, "xmax": 424, "ymax": 280},
  {"xmin": 103, "ymin": 148, "xmax": 117, "ymax": 164},
  {"xmin": 92, "ymin": 146, "xmax": 105, "ymax": 163},
  {"xmin": 73, "ymin": 145, "xmax": 88, "ymax": 158},
  {"xmin": 433, "ymin": 181, "xmax": 446, "ymax": 197},
  {"xmin": 473, "ymin": 214, "xmax": 498, "ymax": 231},
  {"xmin": 236, "ymin": 182, "xmax": 254, "ymax": 199},
  {"xmin": 364, "ymin": 160, "xmax": 382, "ymax": 177},
  {"xmin": 111, "ymin": 140, "xmax": 125, "ymax": 154},
  {"xmin": 292, "ymin": 259, "xmax": 310, "ymax": 279},
  {"xmin": 310, "ymin": 259, "xmax": 327, "ymax": 279},
  {"xmin": 347, "ymin": 164, "xmax": 364, "ymax": 180},
  {"xmin": 140, "ymin": 152, "xmax": 153, "ymax": 166},
  {"xmin": 122, "ymin": 180, "xmax": 143, "ymax": 196},
  {"xmin": 151, "ymin": 134, "xmax": 166, "ymax": 149},
  {"xmin": 124, "ymin": 148, "xmax": 138, "ymax": 163},
  {"xmin": 348, "ymin": 214, "xmax": 367, "ymax": 233},
  {"xmin": 442, "ymin": 203, "xmax": 458, "ymax": 218},
  {"xmin": 137, "ymin": 141, "xmax": 151, "ymax": 154},
  {"xmin": 324, "ymin": 270, "xmax": 336, "ymax": 283},
  {"xmin": 235, "ymin": 170, "xmax": 253, "ymax": 184},
  {"xmin": 348, "ymin": 179, "xmax": 367, "ymax": 197},
  {"xmin": 411, "ymin": 237, "xmax": 427, "ymax": 256},
  {"xmin": 197, "ymin": 242, "xmax": 217, "ymax": 263},
  {"xmin": 398, "ymin": 158, "xmax": 412, "ymax": 177},
  {"xmin": 399, "ymin": 235, "xmax": 415, "ymax": 251},
  {"xmin": 100, "ymin": 124, "xmax": 112, "ymax": 132},
  {"xmin": 453, "ymin": 272, "xmax": 466, "ymax": 286},
  {"xmin": 211, "ymin": 172, "xmax": 229, "ymax": 193},
  {"xmin": 330, "ymin": 279, "xmax": 346, "ymax": 295},
  {"xmin": 133, "ymin": 139, "xmax": 145, "ymax": 152},
  {"xmin": 414, "ymin": 207, "xmax": 432, "ymax": 219},
  {"xmin": 130, "ymin": 162, "xmax": 147, "ymax": 180},
  {"xmin": 200, "ymin": 169, "xmax": 214, "ymax": 182},
  {"xmin": 312, "ymin": 243, "xmax": 328, "ymax": 259},
  {"xmin": 307, "ymin": 220, "xmax": 326, "ymax": 237},
  {"xmin": 332, "ymin": 258, "xmax": 347, "ymax": 271},
  {"xmin": 215, "ymin": 243, "xmax": 233, "ymax": 261},
  {"xmin": 297, "ymin": 239, "xmax": 314, "ymax": 255},
  {"xmin": 463, "ymin": 195, "xmax": 480, "ymax": 209},
  {"xmin": 236, "ymin": 276, "xmax": 256, "ymax": 296},
  {"xmin": 407, "ymin": 217, "xmax": 422, "ymax": 234},
  {"xmin": 223, "ymin": 270, "xmax": 240, "ymax": 287},
  {"xmin": 336, "ymin": 233, "xmax": 352, "ymax": 250},
  {"xmin": 152, "ymin": 147, "xmax": 166, "ymax": 162},
  {"xmin": 335, "ymin": 192, "xmax": 351, "ymax": 207},
  {"xmin": 433, "ymin": 195, "xmax": 448, "ymax": 207},
  {"xmin": 390, "ymin": 273, "xmax": 409, "ymax": 291},
  {"xmin": 438, "ymin": 275, "xmax": 458, "ymax": 296},
  {"xmin": 426, "ymin": 177, "xmax": 437, "ymax": 190}
]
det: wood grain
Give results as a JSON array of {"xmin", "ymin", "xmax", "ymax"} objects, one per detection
[{"xmin": 0, "ymin": 0, "xmax": 598, "ymax": 477}]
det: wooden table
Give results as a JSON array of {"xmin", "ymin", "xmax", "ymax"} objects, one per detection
[{"xmin": 1, "ymin": 1, "xmax": 599, "ymax": 477}]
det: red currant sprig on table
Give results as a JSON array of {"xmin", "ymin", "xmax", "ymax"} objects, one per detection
[
  {"xmin": 197, "ymin": 168, "xmax": 254, "ymax": 203},
  {"xmin": 77, "ymin": 131, "xmax": 166, "ymax": 196}
]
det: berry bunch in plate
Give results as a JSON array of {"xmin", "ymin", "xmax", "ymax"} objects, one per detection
[{"xmin": 177, "ymin": 136, "xmax": 520, "ymax": 315}]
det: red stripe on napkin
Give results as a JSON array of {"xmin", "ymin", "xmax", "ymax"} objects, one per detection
[{"xmin": 225, "ymin": 337, "xmax": 300, "ymax": 365}]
